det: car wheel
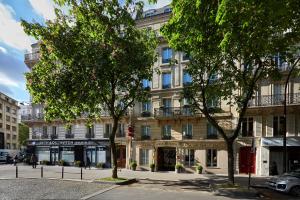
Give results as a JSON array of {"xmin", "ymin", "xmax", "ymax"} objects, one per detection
[{"xmin": 290, "ymin": 186, "xmax": 300, "ymax": 197}]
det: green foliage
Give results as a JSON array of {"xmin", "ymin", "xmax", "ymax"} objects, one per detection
[
  {"xmin": 59, "ymin": 160, "xmax": 66, "ymax": 166},
  {"xmin": 196, "ymin": 164, "xmax": 203, "ymax": 173},
  {"xmin": 74, "ymin": 160, "xmax": 81, "ymax": 167},
  {"xmin": 149, "ymin": 163, "xmax": 155, "ymax": 168},
  {"xmin": 41, "ymin": 160, "xmax": 50, "ymax": 165},
  {"xmin": 175, "ymin": 163, "xmax": 183, "ymax": 170},
  {"xmin": 21, "ymin": 0, "xmax": 158, "ymax": 178},
  {"xmin": 130, "ymin": 160, "xmax": 137, "ymax": 170},
  {"xmin": 96, "ymin": 162, "xmax": 105, "ymax": 169},
  {"xmin": 162, "ymin": 0, "xmax": 300, "ymax": 183},
  {"xmin": 18, "ymin": 123, "xmax": 29, "ymax": 147}
]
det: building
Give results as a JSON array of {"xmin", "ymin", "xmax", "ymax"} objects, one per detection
[
  {"xmin": 0, "ymin": 92, "xmax": 19, "ymax": 150},
  {"xmin": 23, "ymin": 43, "xmax": 116, "ymax": 167},
  {"xmin": 23, "ymin": 5, "xmax": 300, "ymax": 175}
]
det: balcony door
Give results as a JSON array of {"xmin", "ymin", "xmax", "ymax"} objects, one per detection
[
  {"xmin": 273, "ymin": 84, "xmax": 285, "ymax": 105},
  {"xmin": 162, "ymin": 99, "xmax": 172, "ymax": 116}
]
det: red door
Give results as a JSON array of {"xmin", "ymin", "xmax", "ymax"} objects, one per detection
[
  {"xmin": 239, "ymin": 147, "xmax": 256, "ymax": 174},
  {"xmin": 116, "ymin": 145, "xmax": 126, "ymax": 168}
]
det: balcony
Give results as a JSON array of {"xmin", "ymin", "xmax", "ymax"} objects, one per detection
[
  {"xmin": 141, "ymin": 135, "xmax": 151, "ymax": 140},
  {"xmin": 50, "ymin": 134, "xmax": 58, "ymax": 140},
  {"xmin": 154, "ymin": 107, "xmax": 199, "ymax": 118},
  {"xmin": 21, "ymin": 113, "xmax": 44, "ymax": 121},
  {"xmin": 162, "ymin": 135, "xmax": 171, "ymax": 140},
  {"xmin": 31, "ymin": 135, "xmax": 40, "ymax": 139},
  {"xmin": 207, "ymin": 134, "xmax": 218, "ymax": 139},
  {"xmin": 248, "ymin": 93, "xmax": 300, "ymax": 107},
  {"xmin": 182, "ymin": 135, "xmax": 192, "ymax": 140},
  {"xmin": 65, "ymin": 133, "xmax": 74, "ymax": 139},
  {"xmin": 41, "ymin": 133, "xmax": 49, "ymax": 139},
  {"xmin": 85, "ymin": 133, "xmax": 95, "ymax": 139}
]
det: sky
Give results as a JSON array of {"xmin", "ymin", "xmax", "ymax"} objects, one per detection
[{"xmin": 0, "ymin": 0, "xmax": 171, "ymax": 103}]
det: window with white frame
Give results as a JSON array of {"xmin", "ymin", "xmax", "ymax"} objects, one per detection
[
  {"xmin": 142, "ymin": 101, "xmax": 151, "ymax": 112},
  {"xmin": 104, "ymin": 124, "xmax": 112, "ymax": 138},
  {"xmin": 241, "ymin": 117, "xmax": 253, "ymax": 137},
  {"xmin": 273, "ymin": 116, "xmax": 284, "ymax": 137},
  {"xmin": 162, "ymin": 72, "xmax": 172, "ymax": 89},
  {"xmin": 206, "ymin": 149, "xmax": 217, "ymax": 167},
  {"xmin": 183, "ymin": 70, "xmax": 192, "ymax": 85},
  {"xmin": 182, "ymin": 124, "xmax": 193, "ymax": 138},
  {"xmin": 162, "ymin": 47, "xmax": 172, "ymax": 63},
  {"xmin": 162, "ymin": 125, "xmax": 171, "ymax": 139},
  {"xmin": 141, "ymin": 125, "xmax": 150, "ymax": 139},
  {"xmin": 142, "ymin": 79, "xmax": 151, "ymax": 89},
  {"xmin": 117, "ymin": 123, "xmax": 125, "ymax": 137},
  {"xmin": 140, "ymin": 149, "xmax": 149, "ymax": 165},
  {"xmin": 184, "ymin": 149, "xmax": 195, "ymax": 166}
]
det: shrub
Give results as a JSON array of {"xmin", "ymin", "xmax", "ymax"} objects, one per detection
[
  {"xmin": 59, "ymin": 160, "xmax": 66, "ymax": 166},
  {"xmin": 150, "ymin": 163, "xmax": 155, "ymax": 169},
  {"xmin": 41, "ymin": 160, "xmax": 50, "ymax": 165},
  {"xmin": 130, "ymin": 161, "xmax": 137, "ymax": 170},
  {"xmin": 96, "ymin": 162, "xmax": 105, "ymax": 169},
  {"xmin": 74, "ymin": 160, "xmax": 81, "ymax": 167},
  {"xmin": 196, "ymin": 164, "xmax": 203, "ymax": 173},
  {"xmin": 175, "ymin": 163, "xmax": 184, "ymax": 170}
]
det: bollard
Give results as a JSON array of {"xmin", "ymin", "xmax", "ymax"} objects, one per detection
[
  {"xmin": 62, "ymin": 166, "xmax": 64, "ymax": 179},
  {"xmin": 41, "ymin": 166, "xmax": 43, "ymax": 178},
  {"xmin": 81, "ymin": 167, "xmax": 83, "ymax": 180},
  {"xmin": 16, "ymin": 166, "xmax": 18, "ymax": 178}
]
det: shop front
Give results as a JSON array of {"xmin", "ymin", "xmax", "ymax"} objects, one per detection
[{"xmin": 28, "ymin": 139, "xmax": 110, "ymax": 167}]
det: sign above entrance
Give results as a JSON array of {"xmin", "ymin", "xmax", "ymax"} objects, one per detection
[
  {"xmin": 262, "ymin": 137, "xmax": 300, "ymax": 147},
  {"xmin": 28, "ymin": 140, "xmax": 109, "ymax": 146}
]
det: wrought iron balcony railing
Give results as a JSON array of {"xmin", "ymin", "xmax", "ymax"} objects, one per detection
[
  {"xmin": 65, "ymin": 133, "xmax": 74, "ymax": 139},
  {"xmin": 248, "ymin": 93, "xmax": 300, "ymax": 107},
  {"xmin": 141, "ymin": 135, "xmax": 151, "ymax": 140},
  {"xmin": 41, "ymin": 133, "xmax": 49, "ymax": 139},
  {"xmin": 154, "ymin": 107, "xmax": 199, "ymax": 118},
  {"xmin": 50, "ymin": 134, "xmax": 58, "ymax": 140},
  {"xmin": 21, "ymin": 113, "xmax": 44, "ymax": 121},
  {"xmin": 162, "ymin": 135, "xmax": 171, "ymax": 140},
  {"xmin": 182, "ymin": 135, "xmax": 192, "ymax": 139},
  {"xmin": 85, "ymin": 133, "xmax": 95, "ymax": 139},
  {"xmin": 24, "ymin": 52, "xmax": 40, "ymax": 62}
]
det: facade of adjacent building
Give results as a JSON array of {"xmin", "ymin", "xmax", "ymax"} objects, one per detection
[
  {"xmin": 23, "ymin": 5, "xmax": 300, "ymax": 175},
  {"xmin": 0, "ymin": 92, "xmax": 19, "ymax": 150}
]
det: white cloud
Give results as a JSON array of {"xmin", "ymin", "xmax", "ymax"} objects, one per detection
[
  {"xmin": 0, "ymin": 46, "xmax": 7, "ymax": 54},
  {"xmin": 0, "ymin": 3, "xmax": 33, "ymax": 51},
  {"xmin": 143, "ymin": 0, "xmax": 171, "ymax": 10},
  {"xmin": 0, "ymin": 71, "xmax": 20, "ymax": 88},
  {"xmin": 29, "ymin": 0, "xmax": 56, "ymax": 21}
]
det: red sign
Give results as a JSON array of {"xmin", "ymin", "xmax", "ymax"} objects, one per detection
[{"xmin": 128, "ymin": 125, "xmax": 134, "ymax": 137}]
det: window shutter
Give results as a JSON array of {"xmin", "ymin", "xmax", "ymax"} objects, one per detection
[
  {"xmin": 287, "ymin": 114, "xmax": 295, "ymax": 136},
  {"xmin": 255, "ymin": 116, "xmax": 262, "ymax": 137}
]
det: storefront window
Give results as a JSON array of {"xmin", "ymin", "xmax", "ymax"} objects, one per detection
[
  {"xmin": 37, "ymin": 147, "xmax": 50, "ymax": 161},
  {"xmin": 61, "ymin": 147, "xmax": 74, "ymax": 163},
  {"xmin": 206, "ymin": 149, "xmax": 217, "ymax": 167},
  {"xmin": 184, "ymin": 149, "xmax": 194, "ymax": 167}
]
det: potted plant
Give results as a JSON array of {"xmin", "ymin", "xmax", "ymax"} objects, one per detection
[
  {"xmin": 96, "ymin": 162, "xmax": 105, "ymax": 169},
  {"xmin": 175, "ymin": 163, "xmax": 184, "ymax": 173},
  {"xmin": 130, "ymin": 161, "xmax": 137, "ymax": 171},
  {"xmin": 196, "ymin": 165, "xmax": 203, "ymax": 174},
  {"xmin": 150, "ymin": 163, "xmax": 155, "ymax": 172}
]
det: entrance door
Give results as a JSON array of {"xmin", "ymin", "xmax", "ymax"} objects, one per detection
[
  {"xmin": 157, "ymin": 147, "xmax": 176, "ymax": 171},
  {"xmin": 116, "ymin": 145, "xmax": 126, "ymax": 168},
  {"xmin": 74, "ymin": 146, "xmax": 84, "ymax": 165},
  {"xmin": 239, "ymin": 147, "xmax": 256, "ymax": 173},
  {"xmin": 86, "ymin": 148, "xmax": 96, "ymax": 165},
  {"xmin": 50, "ymin": 148, "xmax": 59, "ymax": 165}
]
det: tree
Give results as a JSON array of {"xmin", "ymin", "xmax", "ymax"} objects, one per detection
[
  {"xmin": 162, "ymin": 0, "xmax": 300, "ymax": 184},
  {"xmin": 19, "ymin": 123, "xmax": 29, "ymax": 147},
  {"xmin": 21, "ymin": 0, "xmax": 157, "ymax": 178}
]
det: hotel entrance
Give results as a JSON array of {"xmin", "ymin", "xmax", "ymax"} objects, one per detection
[{"xmin": 157, "ymin": 147, "xmax": 176, "ymax": 171}]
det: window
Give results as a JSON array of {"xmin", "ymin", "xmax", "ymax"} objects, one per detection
[
  {"xmin": 207, "ymin": 123, "xmax": 218, "ymax": 139},
  {"xmin": 273, "ymin": 84, "xmax": 284, "ymax": 105},
  {"xmin": 140, "ymin": 149, "xmax": 149, "ymax": 165},
  {"xmin": 207, "ymin": 97, "xmax": 220, "ymax": 108},
  {"xmin": 162, "ymin": 125, "xmax": 171, "ymax": 139},
  {"xmin": 6, "ymin": 134, "xmax": 10, "ymax": 139},
  {"xmin": 43, "ymin": 126, "xmax": 47, "ymax": 134},
  {"xmin": 162, "ymin": 72, "xmax": 171, "ymax": 89},
  {"xmin": 141, "ymin": 125, "xmax": 150, "ymax": 140},
  {"xmin": 142, "ymin": 79, "xmax": 151, "ymax": 89},
  {"xmin": 162, "ymin": 47, "xmax": 172, "ymax": 63},
  {"xmin": 6, "ymin": 106, "xmax": 10, "ymax": 113},
  {"xmin": 142, "ymin": 101, "xmax": 151, "ymax": 112},
  {"xmin": 274, "ymin": 52, "xmax": 289, "ymax": 70},
  {"xmin": 182, "ymin": 124, "xmax": 193, "ymax": 139},
  {"xmin": 183, "ymin": 71, "xmax": 192, "ymax": 86},
  {"xmin": 12, "ymin": 126, "xmax": 16, "ymax": 132},
  {"xmin": 6, "ymin": 143, "xmax": 10, "ymax": 149},
  {"xmin": 6, "ymin": 115, "xmax": 10, "ymax": 122},
  {"xmin": 12, "ymin": 117, "xmax": 17, "ymax": 123},
  {"xmin": 0, "ymin": 113, "xmax": 2, "ymax": 119},
  {"xmin": 0, "ymin": 103, "xmax": 2, "ymax": 109},
  {"xmin": 117, "ymin": 124, "xmax": 125, "ymax": 137},
  {"xmin": 104, "ymin": 124, "xmax": 112, "ymax": 138},
  {"xmin": 207, "ymin": 149, "xmax": 217, "ymax": 167},
  {"xmin": 241, "ymin": 117, "xmax": 253, "ymax": 137},
  {"xmin": 12, "ymin": 109, "xmax": 16, "ymax": 115},
  {"xmin": 52, "ymin": 126, "xmax": 57, "ymax": 135},
  {"xmin": 273, "ymin": 116, "xmax": 284, "ymax": 137},
  {"xmin": 65, "ymin": 126, "xmax": 73, "ymax": 138},
  {"xmin": 6, "ymin": 124, "xmax": 10, "ymax": 131},
  {"xmin": 12, "ymin": 144, "xmax": 16, "ymax": 149},
  {"xmin": 0, "ymin": 123, "xmax": 2, "ymax": 129},
  {"xmin": 182, "ymin": 53, "xmax": 190, "ymax": 61},
  {"xmin": 12, "ymin": 135, "xmax": 17, "ymax": 140},
  {"xmin": 162, "ymin": 98, "xmax": 172, "ymax": 116},
  {"xmin": 184, "ymin": 149, "xmax": 195, "ymax": 167},
  {"xmin": 86, "ymin": 125, "xmax": 95, "ymax": 138}
]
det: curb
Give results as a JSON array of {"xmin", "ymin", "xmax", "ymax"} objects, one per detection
[
  {"xmin": 93, "ymin": 178, "xmax": 137, "ymax": 185},
  {"xmin": 80, "ymin": 185, "xmax": 119, "ymax": 200}
]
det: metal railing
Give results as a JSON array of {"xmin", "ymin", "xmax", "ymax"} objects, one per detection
[
  {"xmin": 140, "ymin": 111, "xmax": 152, "ymax": 117},
  {"xmin": 161, "ymin": 135, "xmax": 171, "ymax": 140},
  {"xmin": 182, "ymin": 135, "xmax": 192, "ymax": 139},
  {"xmin": 154, "ymin": 107, "xmax": 200, "ymax": 118},
  {"xmin": 65, "ymin": 134, "xmax": 74, "ymax": 139},
  {"xmin": 141, "ymin": 135, "xmax": 151, "ymax": 140},
  {"xmin": 248, "ymin": 93, "xmax": 300, "ymax": 107},
  {"xmin": 85, "ymin": 133, "xmax": 95, "ymax": 139},
  {"xmin": 21, "ymin": 113, "xmax": 44, "ymax": 121},
  {"xmin": 24, "ymin": 52, "xmax": 40, "ymax": 61}
]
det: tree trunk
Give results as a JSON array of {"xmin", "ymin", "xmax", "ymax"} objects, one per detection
[
  {"xmin": 226, "ymin": 139, "xmax": 235, "ymax": 185},
  {"xmin": 110, "ymin": 117, "xmax": 119, "ymax": 178}
]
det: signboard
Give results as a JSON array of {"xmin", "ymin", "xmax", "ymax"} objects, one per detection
[
  {"xmin": 262, "ymin": 137, "xmax": 300, "ymax": 147},
  {"xmin": 28, "ymin": 140, "xmax": 109, "ymax": 146}
]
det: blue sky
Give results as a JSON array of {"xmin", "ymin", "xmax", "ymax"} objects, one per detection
[{"xmin": 0, "ymin": 0, "xmax": 171, "ymax": 103}]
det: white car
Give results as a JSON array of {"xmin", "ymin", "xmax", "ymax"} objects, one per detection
[{"xmin": 267, "ymin": 170, "xmax": 300, "ymax": 197}]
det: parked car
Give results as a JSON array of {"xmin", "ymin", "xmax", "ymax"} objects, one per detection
[
  {"xmin": 0, "ymin": 152, "xmax": 13, "ymax": 164},
  {"xmin": 266, "ymin": 169, "xmax": 300, "ymax": 197}
]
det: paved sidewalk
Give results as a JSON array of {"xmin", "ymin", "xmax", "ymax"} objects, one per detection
[{"xmin": 0, "ymin": 164, "xmax": 270, "ymax": 187}]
